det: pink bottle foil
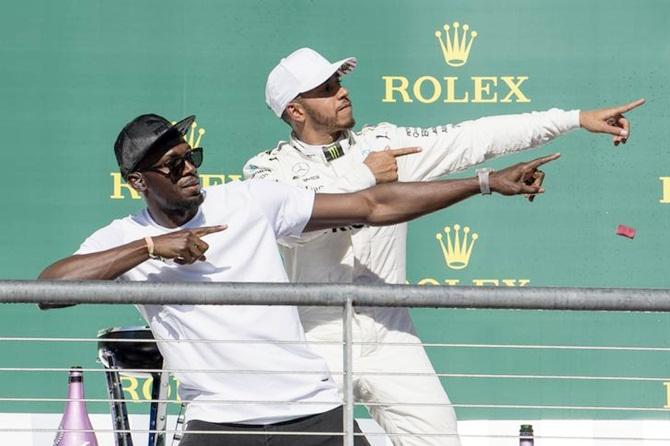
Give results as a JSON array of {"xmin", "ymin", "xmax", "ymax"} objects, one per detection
[{"xmin": 53, "ymin": 367, "xmax": 99, "ymax": 446}]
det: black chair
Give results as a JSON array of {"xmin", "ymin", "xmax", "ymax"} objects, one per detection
[{"xmin": 97, "ymin": 326, "xmax": 174, "ymax": 446}]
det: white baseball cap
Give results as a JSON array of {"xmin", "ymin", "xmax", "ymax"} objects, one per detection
[{"xmin": 265, "ymin": 48, "xmax": 357, "ymax": 117}]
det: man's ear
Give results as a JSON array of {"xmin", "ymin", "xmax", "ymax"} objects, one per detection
[
  {"xmin": 285, "ymin": 101, "xmax": 306, "ymax": 124},
  {"xmin": 127, "ymin": 173, "xmax": 146, "ymax": 192}
]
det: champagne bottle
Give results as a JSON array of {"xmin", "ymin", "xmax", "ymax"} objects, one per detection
[
  {"xmin": 519, "ymin": 424, "xmax": 534, "ymax": 446},
  {"xmin": 53, "ymin": 367, "xmax": 99, "ymax": 446}
]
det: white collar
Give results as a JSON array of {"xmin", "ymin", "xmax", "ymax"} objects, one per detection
[{"xmin": 288, "ymin": 130, "xmax": 356, "ymax": 163}]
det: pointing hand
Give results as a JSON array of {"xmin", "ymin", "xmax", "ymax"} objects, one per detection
[
  {"xmin": 363, "ymin": 146, "xmax": 422, "ymax": 184},
  {"xmin": 579, "ymin": 98, "xmax": 645, "ymax": 146}
]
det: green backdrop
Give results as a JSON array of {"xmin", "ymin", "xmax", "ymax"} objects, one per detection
[{"xmin": 1, "ymin": 0, "xmax": 669, "ymax": 422}]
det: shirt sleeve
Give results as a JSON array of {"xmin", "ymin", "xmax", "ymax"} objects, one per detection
[
  {"xmin": 244, "ymin": 148, "xmax": 342, "ymax": 247},
  {"xmin": 393, "ymin": 108, "xmax": 580, "ymax": 181},
  {"xmin": 74, "ymin": 221, "xmax": 126, "ymax": 255},
  {"xmin": 247, "ymin": 180, "xmax": 316, "ymax": 240},
  {"xmin": 331, "ymin": 159, "xmax": 376, "ymax": 191}
]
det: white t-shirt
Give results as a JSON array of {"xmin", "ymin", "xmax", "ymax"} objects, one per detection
[{"xmin": 76, "ymin": 180, "xmax": 340, "ymax": 424}]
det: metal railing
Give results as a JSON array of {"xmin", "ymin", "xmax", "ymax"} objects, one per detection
[
  {"xmin": 2, "ymin": 280, "xmax": 670, "ymax": 445},
  {"xmin": 3, "ymin": 280, "xmax": 670, "ymax": 310}
]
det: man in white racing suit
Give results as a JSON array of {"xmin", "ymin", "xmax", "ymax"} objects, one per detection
[{"xmin": 243, "ymin": 47, "xmax": 644, "ymax": 446}]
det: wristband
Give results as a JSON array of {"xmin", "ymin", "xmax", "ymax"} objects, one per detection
[
  {"xmin": 145, "ymin": 236, "xmax": 165, "ymax": 262},
  {"xmin": 475, "ymin": 168, "xmax": 493, "ymax": 195}
]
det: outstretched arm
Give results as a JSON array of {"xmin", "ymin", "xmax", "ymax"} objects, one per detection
[
  {"xmin": 38, "ymin": 225, "xmax": 227, "ymax": 281},
  {"xmin": 391, "ymin": 98, "xmax": 645, "ymax": 182},
  {"xmin": 305, "ymin": 153, "xmax": 559, "ymax": 232}
]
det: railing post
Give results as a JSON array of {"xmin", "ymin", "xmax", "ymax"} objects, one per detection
[{"xmin": 343, "ymin": 295, "xmax": 354, "ymax": 446}]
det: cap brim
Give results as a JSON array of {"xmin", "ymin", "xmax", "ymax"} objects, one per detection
[
  {"xmin": 146, "ymin": 114, "xmax": 196, "ymax": 158},
  {"xmin": 171, "ymin": 115, "xmax": 195, "ymax": 136},
  {"xmin": 297, "ymin": 56, "xmax": 357, "ymax": 95}
]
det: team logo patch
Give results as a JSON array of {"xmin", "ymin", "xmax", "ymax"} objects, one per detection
[
  {"xmin": 323, "ymin": 143, "xmax": 345, "ymax": 162},
  {"xmin": 292, "ymin": 162, "xmax": 310, "ymax": 178}
]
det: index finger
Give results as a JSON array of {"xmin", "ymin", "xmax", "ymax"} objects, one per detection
[
  {"xmin": 389, "ymin": 146, "xmax": 422, "ymax": 157},
  {"xmin": 526, "ymin": 152, "xmax": 561, "ymax": 169},
  {"xmin": 612, "ymin": 98, "xmax": 646, "ymax": 115},
  {"xmin": 193, "ymin": 225, "xmax": 228, "ymax": 237}
]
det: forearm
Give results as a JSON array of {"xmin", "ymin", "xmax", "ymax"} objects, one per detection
[
  {"xmin": 308, "ymin": 152, "xmax": 555, "ymax": 232},
  {"xmin": 38, "ymin": 239, "xmax": 150, "ymax": 281},
  {"xmin": 469, "ymin": 108, "xmax": 579, "ymax": 154},
  {"xmin": 399, "ymin": 109, "xmax": 579, "ymax": 180},
  {"xmin": 361, "ymin": 178, "xmax": 480, "ymax": 226}
]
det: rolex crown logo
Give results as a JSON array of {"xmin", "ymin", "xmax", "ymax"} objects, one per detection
[
  {"xmin": 172, "ymin": 120, "xmax": 206, "ymax": 147},
  {"xmin": 436, "ymin": 224, "xmax": 478, "ymax": 270},
  {"xmin": 434, "ymin": 21, "xmax": 478, "ymax": 67}
]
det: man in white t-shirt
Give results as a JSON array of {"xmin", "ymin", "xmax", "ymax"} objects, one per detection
[
  {"xmin": 40, "ymin": 112, "xmax": 561, "ymax": 445},
  {"xmin": 244, "ymin": 48, "xmax": 644, "ymax": 446}
]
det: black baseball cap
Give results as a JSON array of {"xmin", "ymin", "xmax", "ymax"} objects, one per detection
[{"xmin": 114, "ymin": 114, "xmax": 195, "ymax": 178}]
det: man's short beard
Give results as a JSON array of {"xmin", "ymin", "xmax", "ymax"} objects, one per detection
[
  {"xmin": 158, "ymin": 189, "xmax": 204, "ymax": 218},
  {"xmin": 342, "ymin": 115, "xmax": 356, "ymax": 129},
  {"xmin": 303, "ymin": 104, "xmax": 355, "ymax": 131},
  {"xmin": 177, "ymin": 192, "xmax": 204, "ymax": 214}
]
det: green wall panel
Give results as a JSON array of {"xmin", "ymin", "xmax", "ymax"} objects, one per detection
[{"xmin": 1, "ymin": 0, "xmax": 669, "ymax": 421}]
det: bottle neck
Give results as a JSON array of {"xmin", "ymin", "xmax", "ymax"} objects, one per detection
[
  {"xmin": 59, "ymin": 373, "xmax": 95, "ymax": 431},
  {"xmin": 67, "ymin": 376, "xmax": 84, "ymax": 400}
]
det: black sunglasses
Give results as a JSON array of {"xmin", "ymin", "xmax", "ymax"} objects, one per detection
[{"xmin": 145, "ymin": 147, "xmax": 204, "ymax": 180}]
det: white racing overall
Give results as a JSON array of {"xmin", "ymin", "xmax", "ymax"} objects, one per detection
[{"xmin": 244, "ymin": 109, "xmax": 580, "ymax": 445}]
